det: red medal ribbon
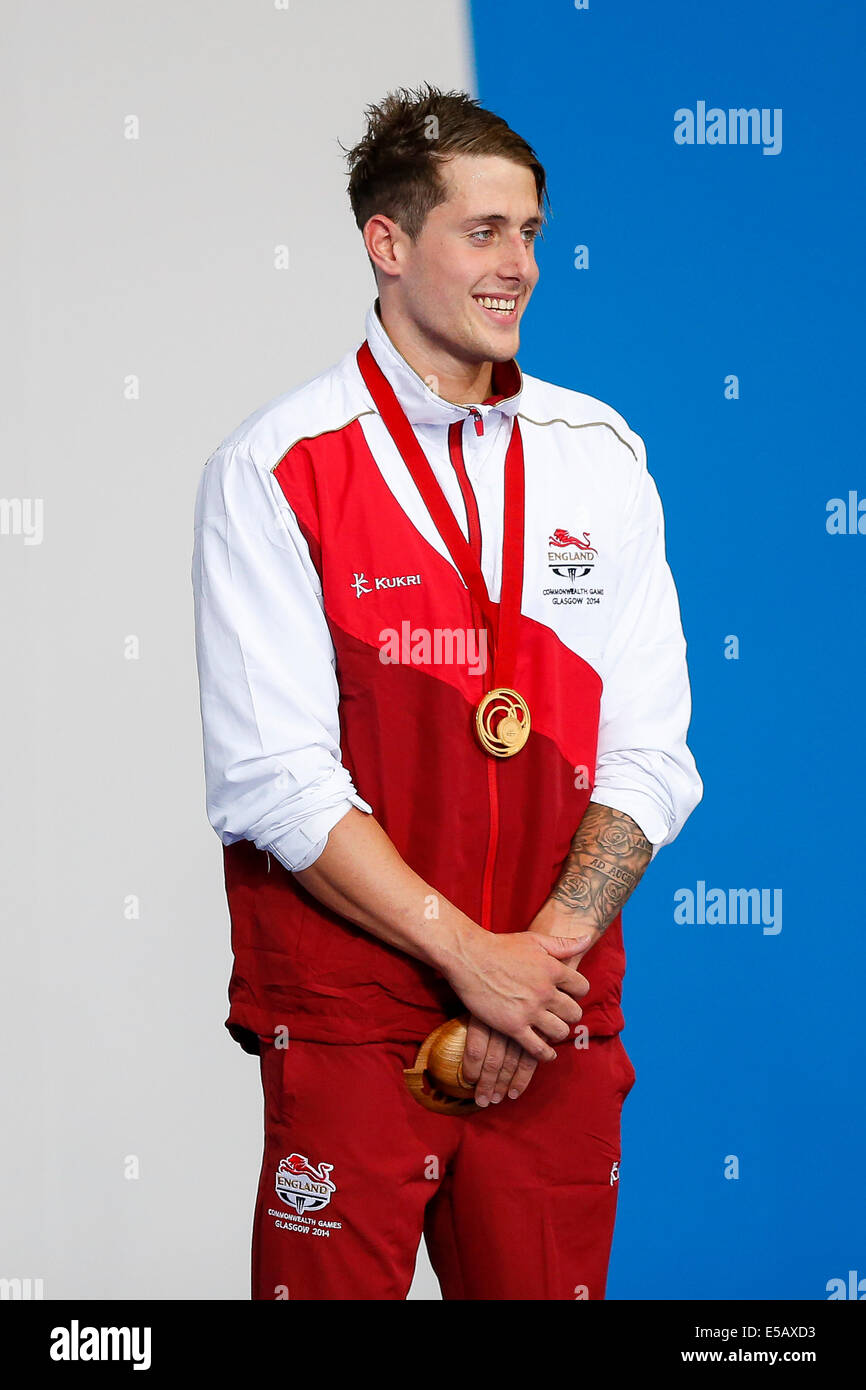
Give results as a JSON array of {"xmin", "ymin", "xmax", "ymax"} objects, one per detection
[{"xmin": 356, "ymin": 340, "xmax": 525, "ymax": 698}]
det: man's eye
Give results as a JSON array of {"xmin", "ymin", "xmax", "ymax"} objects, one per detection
[{"xmin": 470, "ymin": 228, "xmax": 539, "ymax": 243}]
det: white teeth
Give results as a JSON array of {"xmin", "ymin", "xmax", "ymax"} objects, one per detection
[{"xmin": 475, "ymin": 296, "xmax": 516, "ymax": 312}]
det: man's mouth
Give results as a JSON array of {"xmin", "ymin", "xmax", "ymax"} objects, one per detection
[{"xmin": 471, "ymin": 293, "xmax": 519, "ymax": 324}]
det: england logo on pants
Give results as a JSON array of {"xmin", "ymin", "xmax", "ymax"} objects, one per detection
[{"xmin": 275, "ymin": 1153, "xmax": 337, "ymax": 1214}]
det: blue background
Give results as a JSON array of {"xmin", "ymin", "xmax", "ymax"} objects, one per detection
[{"xmin": 470, "ymin": 0, "xmax": 865, "ymax": 1299}]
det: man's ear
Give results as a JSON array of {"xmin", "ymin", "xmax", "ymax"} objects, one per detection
[{"xmin": 363, "ymin": 213, "xmax": 407, "ymax": 285}]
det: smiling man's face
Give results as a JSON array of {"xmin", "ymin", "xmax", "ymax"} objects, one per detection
[{"xmin": 371, "ymin": 153, "xmax": 542, "ymax": 388}]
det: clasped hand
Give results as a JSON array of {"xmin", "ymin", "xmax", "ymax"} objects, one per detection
[{"xmin": 457, "ymin": 908, "xmax": 601, "ymax": 1107}]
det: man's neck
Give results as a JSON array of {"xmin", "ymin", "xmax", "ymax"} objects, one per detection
[{"xmin": 376, "ymin": 298, "xmax": 493, "ymax": 405}]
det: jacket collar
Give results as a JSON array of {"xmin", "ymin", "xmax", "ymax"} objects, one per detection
[{"xmin": 362, "ymin": 297, "xmax": 523, "ymax": 427}]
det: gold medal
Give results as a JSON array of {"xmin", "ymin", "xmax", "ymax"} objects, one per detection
[{"xmin": 475, "ymin": 687, "xmax": 531, "ymax": 758}]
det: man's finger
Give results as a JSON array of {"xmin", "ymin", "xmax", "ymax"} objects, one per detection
[
  {"xmin": 488, "ymin": 1036, "xmax": 522, "ymax": 1103},
  {"xmin": 514, "ymin": 1026, "xmax": 558, "ymax": 1063},
  {"xmin": 535, "ymin": 933, "xmax": 592, "ymax": 960},
  {"xmin": 539, "ymin": 1010, "xmax": 572, "ymax": 1043},
  {"xmin": 461, "ymin": 1016, "xmax": 490, "ymax": 1085},
  {"xmin": 554, "ymin": 966, "xmax": 591, "ymax": 998},
  {"xmin": 474, "ymin": 1032, "xmax": 507, "ymax": 1105},
  {"xmin": 541, "ymin": 990, "xmax": 584, "ymax": 1030},
  {"xmin": 507, "ymin": 1049, "xmax": 539, "ymax": 1099}
]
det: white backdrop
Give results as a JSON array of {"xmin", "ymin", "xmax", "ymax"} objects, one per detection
[{"xmin": 1, "ymin": 0, "xmax": 475, "ymax": 1300}]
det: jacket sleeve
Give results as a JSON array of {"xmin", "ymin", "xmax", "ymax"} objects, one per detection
[
  {"xmin": 589, "ymin": 429, "xmax": 703, "ymax": 860},
  {"xmin": 191, "ymin": 438, "xmax": 373, "ymax": 872}
]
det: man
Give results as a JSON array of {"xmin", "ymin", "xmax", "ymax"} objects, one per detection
[{"xmin": 192, "ymin": 83, "xmax": 702, "ymax": 1301}]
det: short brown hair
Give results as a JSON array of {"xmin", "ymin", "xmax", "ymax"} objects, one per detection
[{"xmin": 342, "ymin": 82, "xmax": 550, "ymax": 256}]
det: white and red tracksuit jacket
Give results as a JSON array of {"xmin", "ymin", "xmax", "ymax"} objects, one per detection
[{"xmin": 192, "ymin": 298, "xmax": 702, "ymax": 1053}]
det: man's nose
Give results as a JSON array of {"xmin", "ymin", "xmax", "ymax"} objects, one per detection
[{"xmin": 498, "ymin": 236, "xmax": 535, "ymax": 281}]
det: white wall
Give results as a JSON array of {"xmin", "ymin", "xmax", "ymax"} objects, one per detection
[{"xmin": 1, "ymin": 0, "xmax": 475, "ymax": 1300}]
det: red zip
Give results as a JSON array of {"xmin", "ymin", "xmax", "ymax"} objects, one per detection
[
  {"xmin": 448, "ymin": 419, "xmax": 499, "ymax": 933},
  {"xmin": 481, "ymin": 759, "xmax": 499, "ymax": 932}
]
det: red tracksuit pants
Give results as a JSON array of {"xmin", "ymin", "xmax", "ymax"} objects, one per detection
[{"xmin": 250, "ymin": 1030, "xmax": 636, "ymax": 1301}]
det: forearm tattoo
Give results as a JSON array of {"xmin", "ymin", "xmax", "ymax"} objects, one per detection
[{"xmin": 550, "ymin": 802, "xmax": 653, "ymax": 935}]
